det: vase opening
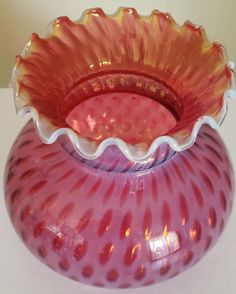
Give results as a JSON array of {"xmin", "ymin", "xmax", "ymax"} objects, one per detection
[
  {"xmin": 65, "ymin": 72, "xmax": 181, "ymax": 146},
  {"xmin": 12, "ymin": 7, "xmax": 233, "ymax": 160}
]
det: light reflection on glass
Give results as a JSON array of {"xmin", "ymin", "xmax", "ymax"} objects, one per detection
[
  {"xmin": 86, "ymin": 114, "xmax": 96, "ymax": 131},
  {"xmin": 125, "ymin": 228, "xmax": 131, "ymax": 237},
  {"xmin": 132, "ymin": 243, "xmax": 140, "ymax": 256},
  {"xmin": 99, "ymin": 60, "xmax": 112, "ymax": 66},
  {"xmin": 189, "ymin": 228, "xmax": 197, "ymax": 240},
  {"xmin": 110, "ymin": 245, "xmax": 115, "ymax": 253},
  {"xmin": 148, "ymin": 231, "xmax": 180, "ymax": 261},
  {"xmin": 145, "ymin": 228, "xmax": 151, "ymax": 240}
]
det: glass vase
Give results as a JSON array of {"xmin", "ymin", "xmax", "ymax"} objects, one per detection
[{"xmin": 4, "ymin": 7, "xmax": 236, "ymax": 288}]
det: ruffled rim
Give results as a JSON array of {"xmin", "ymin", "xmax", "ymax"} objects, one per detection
[{"xmin": 11, "ymin": 7, "xmax": 236, "ymax": 161}]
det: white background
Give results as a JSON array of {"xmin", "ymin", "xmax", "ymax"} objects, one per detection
[
  {"xmin": 1, "ymin": 0, "xmax": 236, "ymax": 86},
  {"xmin": 1, "ymin": 1, "xmax": 236, "ymax": 293},
  {"xmin": 0, "ymin": 87, "xmax": 236, "ymax": 294}
]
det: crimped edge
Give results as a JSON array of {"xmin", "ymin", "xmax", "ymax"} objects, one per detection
[{"xmin": 11, "ymin": 8, "xmax": 236, "ymax": 162}]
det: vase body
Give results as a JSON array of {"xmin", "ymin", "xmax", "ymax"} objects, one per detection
[{"xmin": 4, "ymin": 120, "xmax": 234, "ymax": 288}]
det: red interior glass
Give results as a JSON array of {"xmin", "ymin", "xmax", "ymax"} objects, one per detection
[
  {"xmin": 15, "ymin": 8, "xmax": 231, "ymax": 148},
  {"xmin": 66, "ymin": 92, "xmax": 177, "ymax": 145}
]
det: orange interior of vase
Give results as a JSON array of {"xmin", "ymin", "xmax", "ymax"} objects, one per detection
[{"xmin": 14, "ymin": 8, "xmax": 231, "ymax": 148}]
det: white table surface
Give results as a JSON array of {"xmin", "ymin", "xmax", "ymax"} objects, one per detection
[{"xmin": 0, "ymin": 88, "xmax": 236, "ymax": 294}]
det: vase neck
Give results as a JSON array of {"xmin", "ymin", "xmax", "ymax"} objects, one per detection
[{"xmin": 58, "ymin": 136, "xmax": 176, "ymax": 172}]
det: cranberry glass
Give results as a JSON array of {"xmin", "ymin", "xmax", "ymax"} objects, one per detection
[{"xmin": 4, "ymin": 8, "xmax": 236, "ymax": 288}]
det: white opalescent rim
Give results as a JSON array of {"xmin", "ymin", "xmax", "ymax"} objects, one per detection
[
  {"xmin": 13, "ymin": 68, "xmax": 235, "ymax": 162},
  {"xmin": 12, "ymin": 42, "xmax": 236, "ymax": 162}
]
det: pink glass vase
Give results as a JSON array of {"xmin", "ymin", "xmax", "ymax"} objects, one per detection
[{"xmin": 4, "ymin": 8, "xmax": 236, "ymax": 288}]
